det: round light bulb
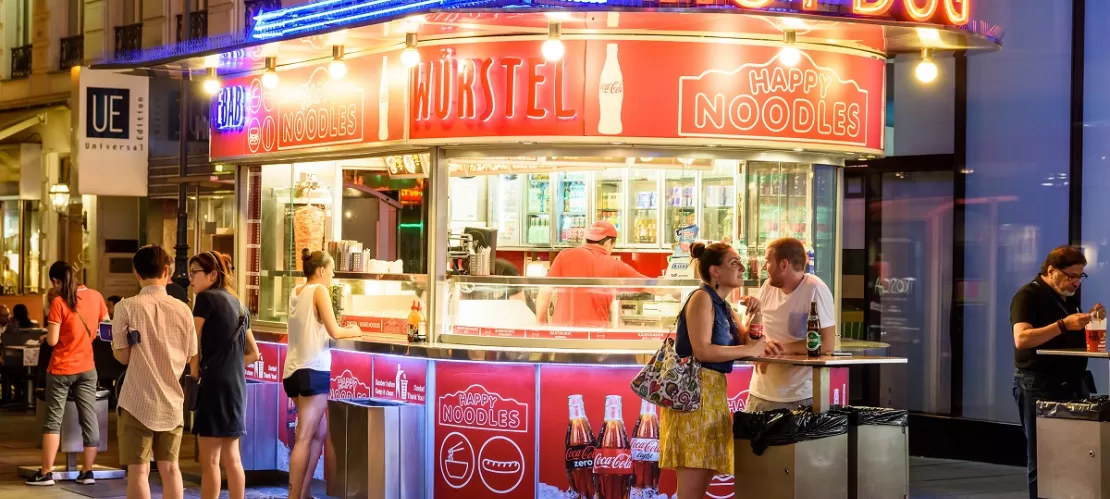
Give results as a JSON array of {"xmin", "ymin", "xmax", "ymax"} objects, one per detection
[
  {"xmin": 203, "ymin": 77, "xmax": 221, "ymax": 95},
  {"xmin": 916, "ymin": 59, "xmax": 938, "ymax": 83},
  {"xmin": 261, "ymin": 70, "xmax": 279, "ymax": 89},
  {"xmin": 401, "ymin": 47, "xmax": 420, "ymax": 68},
  {"xmin": 329, "ymin": 59, "xmax": 347, "ymax": 80},
  {"xmin": 779, "ymin": 46, "xmax": 801, "ymax": 67},
  {"xmin": 542, "ymin": 39, "xmax": 565, "ymax": 61}
]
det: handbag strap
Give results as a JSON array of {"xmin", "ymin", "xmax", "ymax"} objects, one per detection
[
  {"xmin": 75, "ymin": 307, "xmax": 96, "ymax": 342},
  {"xmin": 198, "ymin": 304, "xmax": 248, "ymax": 374}
]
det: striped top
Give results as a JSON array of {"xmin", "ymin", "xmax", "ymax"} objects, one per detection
[{"xmin": 111, "ymin": 285, "xmax": 197, "ymax": 432}]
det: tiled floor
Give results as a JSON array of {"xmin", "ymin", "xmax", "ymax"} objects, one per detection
[{"xmin": 0, "ymin": 408, "xmax": 1028, "ymax": 498}]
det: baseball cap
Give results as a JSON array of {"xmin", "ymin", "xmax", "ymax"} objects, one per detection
[{"xmin": 585, "ymin": 221, "xmax": 619, "ymax": 242}]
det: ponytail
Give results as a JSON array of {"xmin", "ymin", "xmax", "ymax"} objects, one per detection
[{"xmin": 48, "ymin": 261, "xmax": 78, "ymax": 311}]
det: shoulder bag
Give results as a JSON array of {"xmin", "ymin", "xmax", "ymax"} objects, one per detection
[{"xmin": 629, "ymin": 290, "xmax": 709, "ymax": 412}]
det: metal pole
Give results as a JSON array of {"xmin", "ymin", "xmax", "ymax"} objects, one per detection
[{"xmin": 172, "ymin": 0, "xmax": 191, "ymax": 288}]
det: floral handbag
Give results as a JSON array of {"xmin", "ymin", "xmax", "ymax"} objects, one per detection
[{"xmin": 629, "ymin": 336, "xmax": 702, "ymax": 411}]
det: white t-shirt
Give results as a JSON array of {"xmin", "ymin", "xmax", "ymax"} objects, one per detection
[{"xmin": 749, "ymin": 274, "xmax": 836, "ymax": 402}]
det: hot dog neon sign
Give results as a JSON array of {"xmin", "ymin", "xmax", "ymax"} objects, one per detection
[{"xmin": 734, "ymin": 0, "xmax": 970, "ymax": 26}]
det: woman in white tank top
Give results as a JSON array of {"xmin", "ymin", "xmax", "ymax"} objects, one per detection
[{"xmin": 282, "ymin": 249, "xmax": 362, "ymax": 499}]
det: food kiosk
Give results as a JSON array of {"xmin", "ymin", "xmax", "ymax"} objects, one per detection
[{"xmin": 98, "ymin": 0, "xmax": 1001, "ymax": 497}]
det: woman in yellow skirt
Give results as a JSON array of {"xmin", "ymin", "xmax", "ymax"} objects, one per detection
[{"xmin": 660, "ymin": 242, "xmax": 775, "ymax": 498}]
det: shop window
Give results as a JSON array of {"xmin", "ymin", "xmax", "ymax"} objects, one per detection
[{"xmin": 251, "ymin": 156, "xmax": 429, "ymax": 325}]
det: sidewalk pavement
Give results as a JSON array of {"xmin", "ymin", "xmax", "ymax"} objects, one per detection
[{"xmin": 0, "ymin": 407, "xmax": 1027, "ymax": 498}]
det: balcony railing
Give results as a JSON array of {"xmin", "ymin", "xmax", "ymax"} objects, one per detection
[
  {"xmin": 11, "ymin": 45, "xmax": 31, "ymax": 79},
  {"xmin": 244, "ymin": 0, "xmax": 281, "ymax": 34},
  {"xmin": 176, "ymin": 10, "xmax": 208, "ymax": 42},
  {"xmin": 60, "ymin": 35, "xmax": 84, "ymax": 70},
  {"xmin": 114, "ymin": 23, "xmax": 143, "ymax": 58}
]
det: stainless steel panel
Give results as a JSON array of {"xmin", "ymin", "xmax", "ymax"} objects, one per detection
[
  {"xmin": 735, "ymin": 434, "xmax": 848, "ymax": 499},
  {"xmin": 328, "ymin": 400, "xmax": 427, "ymax": 499},
  {"xmin": 850, "ymin": 425, "xmax": 908, "ymax": 499},
  {"xmin": 1037, "ymin": 417, "xmax": 1110, "ymax": 498},
  {"xmin": 36, "ymin": 397, "xmax": 109, "ymax": 453},
  {"xmin": 241, "ymin": 381, "xmax": 279, "ymax": 471}
]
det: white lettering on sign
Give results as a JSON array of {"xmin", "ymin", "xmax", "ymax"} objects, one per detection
[
  {"xmin": 412, "ymin": 53, "xmax": 576, "ymax": 123},
  {"xmin": 438, "ymin": 384, "xmax": 529, "ymax": 433},
  {"xmin": 678, "ymin": 51, "xmax": 870, "ymax": 147}
]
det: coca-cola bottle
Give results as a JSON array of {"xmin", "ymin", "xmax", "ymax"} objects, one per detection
[
  {"xmin": 594, "ymin": 395, "xmax": 632, "ymax": 499},
  {"xmin": 565, "ymin": 395, "xmax": 598, "ymax": 498},
  {"xmin": 597, "ymin": 43, "xmax": 624, "ymax": 135},
  {"xmin": 631, "ymin": 399, "xmax": 660, "ymax": 493}
]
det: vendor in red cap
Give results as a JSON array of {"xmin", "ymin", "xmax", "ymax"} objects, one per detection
[{"xmin": 536, "ymin": 221, "xmax": 650, "ymax": 328}]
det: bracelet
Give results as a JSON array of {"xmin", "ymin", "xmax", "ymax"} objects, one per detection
[{"xmin": 1057, "ymin": 320, "xmax": 1067, "ymax": 334}]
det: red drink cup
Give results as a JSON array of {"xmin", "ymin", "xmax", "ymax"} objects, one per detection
[{"xmin": 1086, "ymin": 327, "xmax": 1105, "ymax": 352}]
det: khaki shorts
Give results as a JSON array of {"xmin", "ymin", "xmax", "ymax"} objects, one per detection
[{"xmin": 117, "ymin": 409, "xmax": 183, "ymax": 465}]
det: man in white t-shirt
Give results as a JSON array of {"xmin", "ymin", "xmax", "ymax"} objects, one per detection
[{"xmin": 747, "ymin": 238, "xmax": 837, "ymax": 412}]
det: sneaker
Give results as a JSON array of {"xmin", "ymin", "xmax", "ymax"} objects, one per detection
[
  {"xmin": 76, "ymin": 470, "xmax": 95, "ymax": 485},
  {"xmin": 25, "ymin": 470, "xmax": 54, "ymax": 486}
]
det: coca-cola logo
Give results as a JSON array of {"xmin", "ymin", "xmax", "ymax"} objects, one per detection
[
  {"xmin": 630, "ymin": 438, "xmax": 659, "ymax": 462},
  {"xmin": 593, "ymin": 448, "xmax": 633, "ymax": 475},
  {"xmin": 564, "ymin": 444, "xmax": 596, "ymax": 470},
  {"xmin": 601, "ymin": 81, "xmax": 624, "ymax": 94}
]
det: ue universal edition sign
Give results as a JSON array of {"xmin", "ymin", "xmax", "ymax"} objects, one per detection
[{"xmin": 78, "ymin": 69, "xmax": 150, "ymax": 197}]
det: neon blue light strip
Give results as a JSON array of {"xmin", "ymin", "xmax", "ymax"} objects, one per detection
[
  {"xmin": 253, "ymin": 0, "xmax": 448, "ymax": 39},
  {"xmin": 255, "ymin": 0, "xmax": 405, "ymax": 29},
  {"xmin": 255, "ymin": 0, "xmax": 353, "ymax": 22}
]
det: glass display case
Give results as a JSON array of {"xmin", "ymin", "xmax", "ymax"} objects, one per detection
[
  {"xmin": 629, "ymin": 168, "xmax": 660, "ymax": 246},
  {"xmin": 556, "ymin": 172, "xmax": 588, "ymax": 244},
  {"xmin": 525, "ymin": 173, "xmax": 552, "ymax": 245},
  {"xmin": 442, "ymin": 275, "xmax": 722, "ymax": 348},
  {"xmin": 595, "ymin": 168, "xmax": 624, "ymax": 241},
  {"xmin": 490, "ymin": 174, "xmax": 521, "ymax": 246},
  {"xmin": 663, "ymin": 168, "xmax": 698, "ymax": 245},
  {"xmin": 701, "ymin": 160, "xmax": 740, "ymax": 243},
  {"xmin": 252, "ymin": 156, "xmax": 427, "ymax": 326}
]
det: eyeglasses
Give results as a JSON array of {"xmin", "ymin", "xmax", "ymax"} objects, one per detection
[
  {"xmin": 1056, "ymin": 268, "xmax": 1088, "ymax": 281},
  {"xmin": 188, "ymin": 269, "xmax": 206, "ymax": 278}
]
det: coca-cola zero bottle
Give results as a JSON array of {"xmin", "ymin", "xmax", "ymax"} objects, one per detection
[
  {"xmin": 565, "ymin": 395, "xmax": 598, "ymax": 498},
  {"xmin": 594, "ymin": 395, "xmax": 632, "ymax": 499},
  {"xmin": 631, "ymin": 399, "xmax": 660, "ymax": 493}
]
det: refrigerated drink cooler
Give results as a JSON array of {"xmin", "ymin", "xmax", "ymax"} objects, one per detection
[{"xmin": 327, "ymin": 399, "xmax": 426, "ymax": 499}]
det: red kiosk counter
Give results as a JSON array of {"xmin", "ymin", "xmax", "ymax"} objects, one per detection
[{"xmin": 94, "ymin": 1, "xmax": 1001, "ymax": 497}]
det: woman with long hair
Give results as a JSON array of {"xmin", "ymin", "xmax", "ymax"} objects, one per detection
[
  {"xmin": 283, "ymin": 249, "xmax": 362, "ymax": 499},
  {"xmin": 659, "ymin": 242, "xmax": 775, "ymax": 498},
  {"xmin": 187, "ymin": 251, "xmax": 260, "ymax": 499},
  {"xmin": 26, "ymin": 262, "xmax": 109, "ymax": 487}
]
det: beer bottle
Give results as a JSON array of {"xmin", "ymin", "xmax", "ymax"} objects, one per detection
[{"xmin": 806, "ymin": 300, "xmax": 821, "ymax": 357}]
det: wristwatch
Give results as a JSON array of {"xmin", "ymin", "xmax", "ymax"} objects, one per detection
[{"xmin": 1057, "ymin": 319, "xmax": 1067, "ymax": 334}]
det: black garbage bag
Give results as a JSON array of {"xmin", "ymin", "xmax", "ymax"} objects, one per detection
[
  {"xmin": 733, "ymin": 408, "xmax": 848, "ymax": 456},
  {"xmin": 831, "ymin": 406, "xmax": 909, "ymax": 427},
  {"xmin": 1036, "ymin": 396, "xmax": 1110, "ymax": 422}
]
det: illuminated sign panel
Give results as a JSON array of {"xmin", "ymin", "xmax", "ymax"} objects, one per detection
[
  {"xmin": 214, "ymin": 85, "xmax": 247, "ymax": 131},
  {"xmin": 848, "ymin": 0, "xmax": 971, "ymax": 25}
]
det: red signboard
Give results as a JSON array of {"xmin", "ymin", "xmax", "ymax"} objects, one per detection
[
  {"xmin": 210, "ymin": 49, "xmax": 407, "ymax": 159},
  {"xmin": 210, "ymin": 38, "xmax": 884, "ymax": 160},
  {"xmin": 329, "ymin": 349, "xmax": 374, "ymax": 399},
  {"xmin": 581, "ymin": 39, "xmax": 884, "ymax": 150},
  {"xmin": 435, "ymin": 361, "xmax": 536, "ymax": 499},
  {"xmin": 341, "ymin": 314, "xmax": 408, "ymax": 335},
  {"xmin": 245, "ymin": 341, "xmax": 284, "ymax": 382},
  {"xmin": 537, "ymin": 364, "xmax": 755, "ymax": 499},
  {"xmin": 372, "ymin": 354, "xmax": 428, "ymax": 405}
]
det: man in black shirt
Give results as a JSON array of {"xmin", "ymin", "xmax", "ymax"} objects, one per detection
[{"xmin": 1011, "ymin": 245, "xmax": 1105, "ymax": 499}]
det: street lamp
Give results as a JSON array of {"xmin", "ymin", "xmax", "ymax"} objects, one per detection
[{"xmin": 48, "ymin": 183, "xmax": 70, "ymax": 214}]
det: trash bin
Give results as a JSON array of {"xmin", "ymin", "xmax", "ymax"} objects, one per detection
[
  {"xmin": 1036, "ymin": 397, "xmax": 1110, "ymax": 499},
  {"xmin": 327, "ymin": 399, "xmax": 425, "ymax": 499},
  {"xmin": 734, "ymin": 408, "xmax": 849, "ymax": 499},
  {"xmin": 833, "ymin": 406, "xmax": 909, "ymax": 499}
]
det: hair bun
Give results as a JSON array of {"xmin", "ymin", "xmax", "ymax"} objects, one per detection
[
  {"xmin": 301, "ymin": 248, "xmax": 312, "ymax": 263},
  {"xmin": 690, "ymin": 242, "xmax": 706, "ymax": 259}
]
